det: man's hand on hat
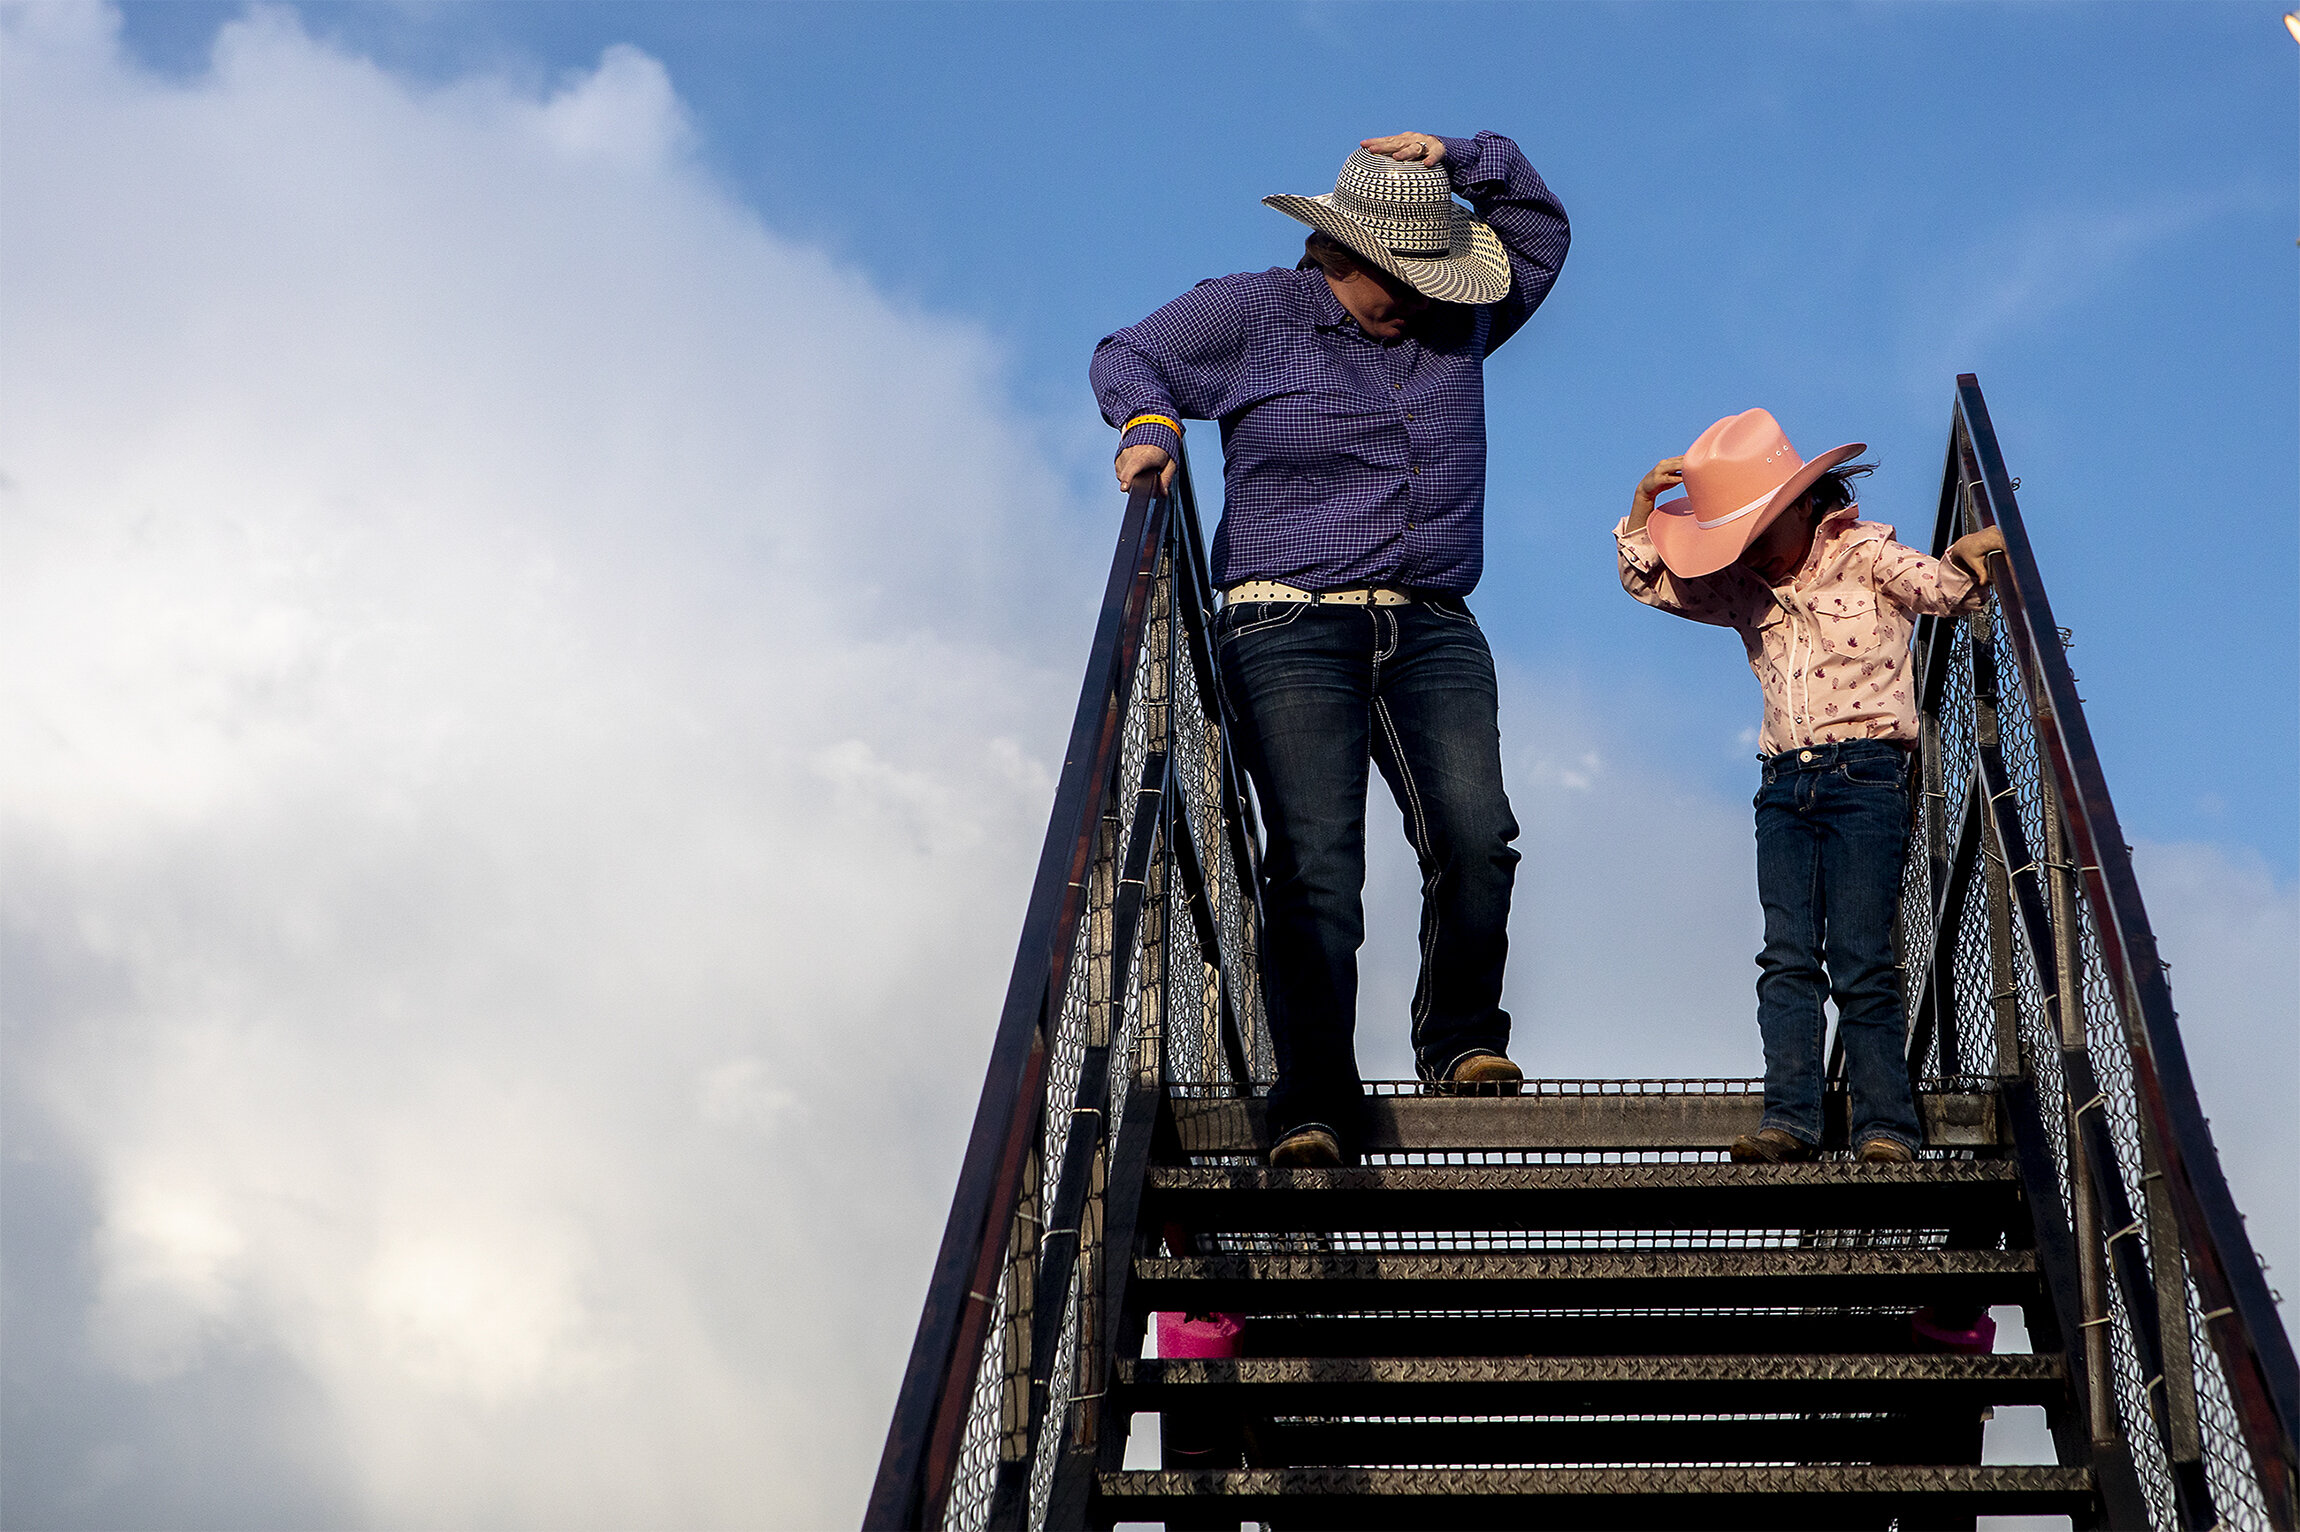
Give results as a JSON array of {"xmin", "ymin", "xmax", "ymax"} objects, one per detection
[
  {"xmin": 1115, "ymin": 443, "xmax": 1176, "ymax": 494},
  {"xmin": 1361, "ymin": 133, "xmax": 1444, "ymax": 169},
  {"xmin": 1946, "ymin": 526, "xmax": 2008, "ymax": 586}
]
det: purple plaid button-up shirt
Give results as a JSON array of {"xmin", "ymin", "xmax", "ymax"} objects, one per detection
[{"xmin": 1089, "ymin": 132, "xmax": 1568, "ymax": 597}]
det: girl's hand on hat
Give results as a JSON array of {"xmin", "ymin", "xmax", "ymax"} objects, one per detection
[
  {"xmin": 1628, "ymin": 456, "xmax": 1685, "ymax": 533},
  {"xmin": 1115, "ymin": 443, "xmax": 1176, "ymax": 494},
  {"xmin": 1637, "ymin": 457, "xmax": 1686, "ymax": 503},
  {"xmin": 1946, "ymin": 526, "xmax": 2008, "ymax": 586},
  {"xmin": 1361, "ymin": 133, "xmax": 1444, "ymax": 168}
]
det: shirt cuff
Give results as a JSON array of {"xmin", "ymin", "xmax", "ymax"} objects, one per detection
[
  {"xmin": 1117, "ymin": 415, "xmax": 1183, "ymax": 460},
  {"xmin": 1615, "ymin": 516, "xmax": 1662, "ymax": 571},
  {"xmin": 1937, "ymin": 553, "xmax": 1984, "ymax": 611},
  {"xmin": 1435, "ymin": 134, "xmax": 1481, "ymax": 190}
]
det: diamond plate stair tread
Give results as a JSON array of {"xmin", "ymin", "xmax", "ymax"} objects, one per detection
[
  {"xmin": 1119, "ymin": 1352, "xmax": 2060, "ymax": 1415},
  {"xmin": 1241, "ymin": 1311, "xmax": 1942, "ymax": 1358},
  {"xmin": 1124, "ymin": 1353, "xmax": 2061, "ymax": 1386},
  {"xmin": 1094, "ymin": 1465, "xmax": 2095, "ymax": 1523},
  {"xmin": 1169, "ymin": 1088, "xmax": 1998, "ymax": 1153},
  {"xmin": 1248, "ymin": 1415, "xmax": 1977, "ymax": 1468},
  {"xmin": 1134, "ymin": 1247, "xmax": 2037, "ymax": 1311},
  {"xmin": 1146, "ymin": 1160, "xmax": 2021, "ymax": 1232},
  {"xmin": 1152, "ymin": 1161, "xmax": 2017, "ymax": 1192}
]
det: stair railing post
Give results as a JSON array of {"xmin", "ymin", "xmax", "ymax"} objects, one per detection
[
  {"xmin": 2138, "ymin": 1103, "xmax": 2216, "ymax": 1521},
  {"xmin": 995, "ymin": 1138, "xmax": 1043, "ymax": 1495},
  {"xmin": 2045, "ymin": 725, "xmax": 2217, "ymax": 1525},
  {"xmin": 1072, "ymin": 545, "xmax": 1172, "ymax": 1472},
  {"xmin": 1943, "ymin": 416, "xmax": 2154, "ymax": 1525},
  {"xmin": 1963, "ymin": 468, "xmax": 2022, "ymax": 1093},
  {"xmin": 1918, "ymin": 716, "xmax": 1953, "ymax": 1066},
  {"xmin": 985, "ymin": 791, "xmax": 1123, "ymax": 1531},
  {"xmin": 2043, "ymin": 769, "xmax": 2118, "ymax": 1458}
]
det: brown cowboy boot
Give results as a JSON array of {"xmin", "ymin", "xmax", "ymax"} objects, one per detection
[
  {"xmin": 1857, "ymin": 1136, "xmax": 1918, "ymax": 1164},
  {"xmin": 1268, "ymin": 1125, "xmax": 1342, "ymax": 1168},
  {"xmin": 1729, "ymin": 1127, "xmax": 1816, "ymax": 1164},
  {"xmin": 1447, "ymin": 1053, "xmax": 1524, "ymax": 1094}
]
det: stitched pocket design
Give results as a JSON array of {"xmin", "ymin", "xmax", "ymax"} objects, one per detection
[
  {"xmin": 1813, "ymin": 597, "xmax": 1885, "ymax": 657},
  {"xmin": 1219, "ymin": 600, "xmax": 1310, "ymax": 645},
  {"xmin": 1839, "ymin": 754, "xmax": 1907, "ymax": 788}
]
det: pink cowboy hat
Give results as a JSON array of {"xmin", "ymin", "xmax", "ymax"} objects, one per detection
[{"xmin": 1647, "ymin": 409, "xmax": 1866, "ymax": 578}]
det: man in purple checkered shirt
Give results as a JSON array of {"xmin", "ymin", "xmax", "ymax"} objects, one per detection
[{"xmin": 1089, "ymin": 130, "xmax": 1568, "ymax": 1167}]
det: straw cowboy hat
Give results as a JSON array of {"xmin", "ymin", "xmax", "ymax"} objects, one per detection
[
  {"xmin": 1264, "ymin": 150, "xmax": 1512, "ymax": 306},
  {"xmin": 1647, "ymin": 409, "xmax": 1866, "ymax": 578}
]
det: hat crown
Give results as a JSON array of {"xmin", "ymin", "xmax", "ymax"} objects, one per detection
[
  {"xmin": 1328, "ymin": 149, "xmax": 1458, "ymax": 259},
  {"xmin": 1680, "ymin": 409, "xmax": 1810, "ymax": 519}
]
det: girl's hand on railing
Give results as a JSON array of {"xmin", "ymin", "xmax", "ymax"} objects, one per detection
[
  {"xmin": 1947, "ymin": 526, "xmax": 2008, "ymax": 586},
  {"xmin": 1115, "ymin": 443, "xmax": 1176, "ymax": 494}
]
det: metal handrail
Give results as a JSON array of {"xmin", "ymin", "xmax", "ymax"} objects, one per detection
[
  {"xmin": 865, "ymin": 452, "xmax": 1269, "ymax": 1530},
  {"xmin": 1876, "ymin": 375, "xmax": 2295, "ymax": 1527},
  {"xmin": 1946, "ymin": 375, "xmax": 2297, "ymax": 1524},
  {"xmin": 863, "ymin": 477, "xmax": 1167, "ymax": 1530}
]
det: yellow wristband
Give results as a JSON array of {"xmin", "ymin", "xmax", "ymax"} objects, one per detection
[{"xmin": 1121, "ymin": 414, "xmax": 1182, "ymax": 437}]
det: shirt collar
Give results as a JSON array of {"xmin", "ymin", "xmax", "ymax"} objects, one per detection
[
  {"xmin": 1788, "ymin": 504, "xmax": 1868, "ymax": 585},
  {"xmin": 1301, "ymin": 266, "xmax": 1354, "ymax": 330}
]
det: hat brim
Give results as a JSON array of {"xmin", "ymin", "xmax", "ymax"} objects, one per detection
[
  {"xmin": 1262, "ymin": 192, "xmax": 1512, "ymax": 306},
  {"xmin": 1647, "ymin": 443, "xmax": 1867, "ymax": 579}
]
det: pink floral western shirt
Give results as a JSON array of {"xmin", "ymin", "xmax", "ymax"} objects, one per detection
[{"xmin": 1615, "ymin": 505, "xmax": 1987, "ymax": 757}]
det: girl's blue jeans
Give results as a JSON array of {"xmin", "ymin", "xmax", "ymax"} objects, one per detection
[{"xmin": 1753, "ymin": 739, "xmax": 1923, "ymax": 1152}]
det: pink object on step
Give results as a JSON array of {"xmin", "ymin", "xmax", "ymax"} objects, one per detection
[
  {"xmin": 1912, "ymin": 1307, "xmax": 1998, "ymax": 1355},
  {"xmin": 1156, "ymin": 1312, "xmax": 1245, "ymax": 1359}
]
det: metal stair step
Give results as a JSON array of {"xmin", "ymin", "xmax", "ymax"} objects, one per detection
[
  {"xmin": 1241, "ymin": 1414, "xmax": 1980, "ymax": 1469},
  {"xmin": 1170, "ymin": 1087, "xmax": 1998, "ymax": 1155},
  {"xmin": 1118, "ymin": 1352, "xmax": 2063, "ymax": 1416},
  {"xmin": 1147, "ymin": 1160, "xmax": 2022, "ymax": 1233},
  {"xmin": 1093, "ymin": 1464, "xmax": 2094, "ymax": 1529},
  {"xmin": 1134, "ymin": 1247, "xmax": 2037, "ymax": 1313},
  {"xmin": 1240, "ymin": 1310, "xmax": 1951, "ymax": 1358}
]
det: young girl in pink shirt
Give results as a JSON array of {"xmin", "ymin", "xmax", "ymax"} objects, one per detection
[{"xmin": 1615, "ymin": 410, "xmax": 2004, "ymax": 1163}]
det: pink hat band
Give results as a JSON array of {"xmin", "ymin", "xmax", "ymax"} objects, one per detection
[{"xmin": 1688, "ymin": 483, "xmax": 1792, "ymax": 532}]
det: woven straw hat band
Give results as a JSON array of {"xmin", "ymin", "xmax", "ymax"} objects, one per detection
[{"xmin": 1330, "ymin": 151, "xmax": 1456, "ymax": 259}]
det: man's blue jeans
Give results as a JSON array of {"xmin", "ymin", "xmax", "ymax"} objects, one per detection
[
  {"xmin": 1215, "ymin": 598, "xmax": 1519, "ymax": 1151},
  {"xmin": 1753, "ymin": 739, "xmax": 1923, "ymax": 1152}
]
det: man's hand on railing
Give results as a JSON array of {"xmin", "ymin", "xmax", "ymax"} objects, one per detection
[
  {"xmin": 1115, "ymin": 443, "xmax": 1176, "ymax": 494},
  {"xmin": 1947, "ymin": 526, "xmax": 2009, "ymax": 586}
]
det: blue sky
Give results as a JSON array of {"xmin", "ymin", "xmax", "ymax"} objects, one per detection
[
  {"xmin": 4, "ymin": 6, "xmax": 2291, "ymax": 1526},
  {"xmin": 122, "ymin": 0, "xmax": 2300, "ymax": 871}
]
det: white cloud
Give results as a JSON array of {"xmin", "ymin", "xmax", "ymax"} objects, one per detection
[
  {"xmin": 2, "ymin": 6, "xmax": 1092, "ymax": 1526},
  {"xmin": 2132, "ymin": 841, "xmax": 2300, "ymax": 1304}
]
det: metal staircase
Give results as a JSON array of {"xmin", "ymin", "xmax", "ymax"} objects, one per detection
[
  {"xmin": 867, "ymin": 377, "xmax": 2297, "ymax": 1531},
  {"xmin": 1111, "ymin": 1085, "xmax": 2098, "ymax": 1530}
]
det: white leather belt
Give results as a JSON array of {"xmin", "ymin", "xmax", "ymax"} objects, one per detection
[{"xmin": 1223, "ymin": 580, "xmax": 1417, "ymax": 607}]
